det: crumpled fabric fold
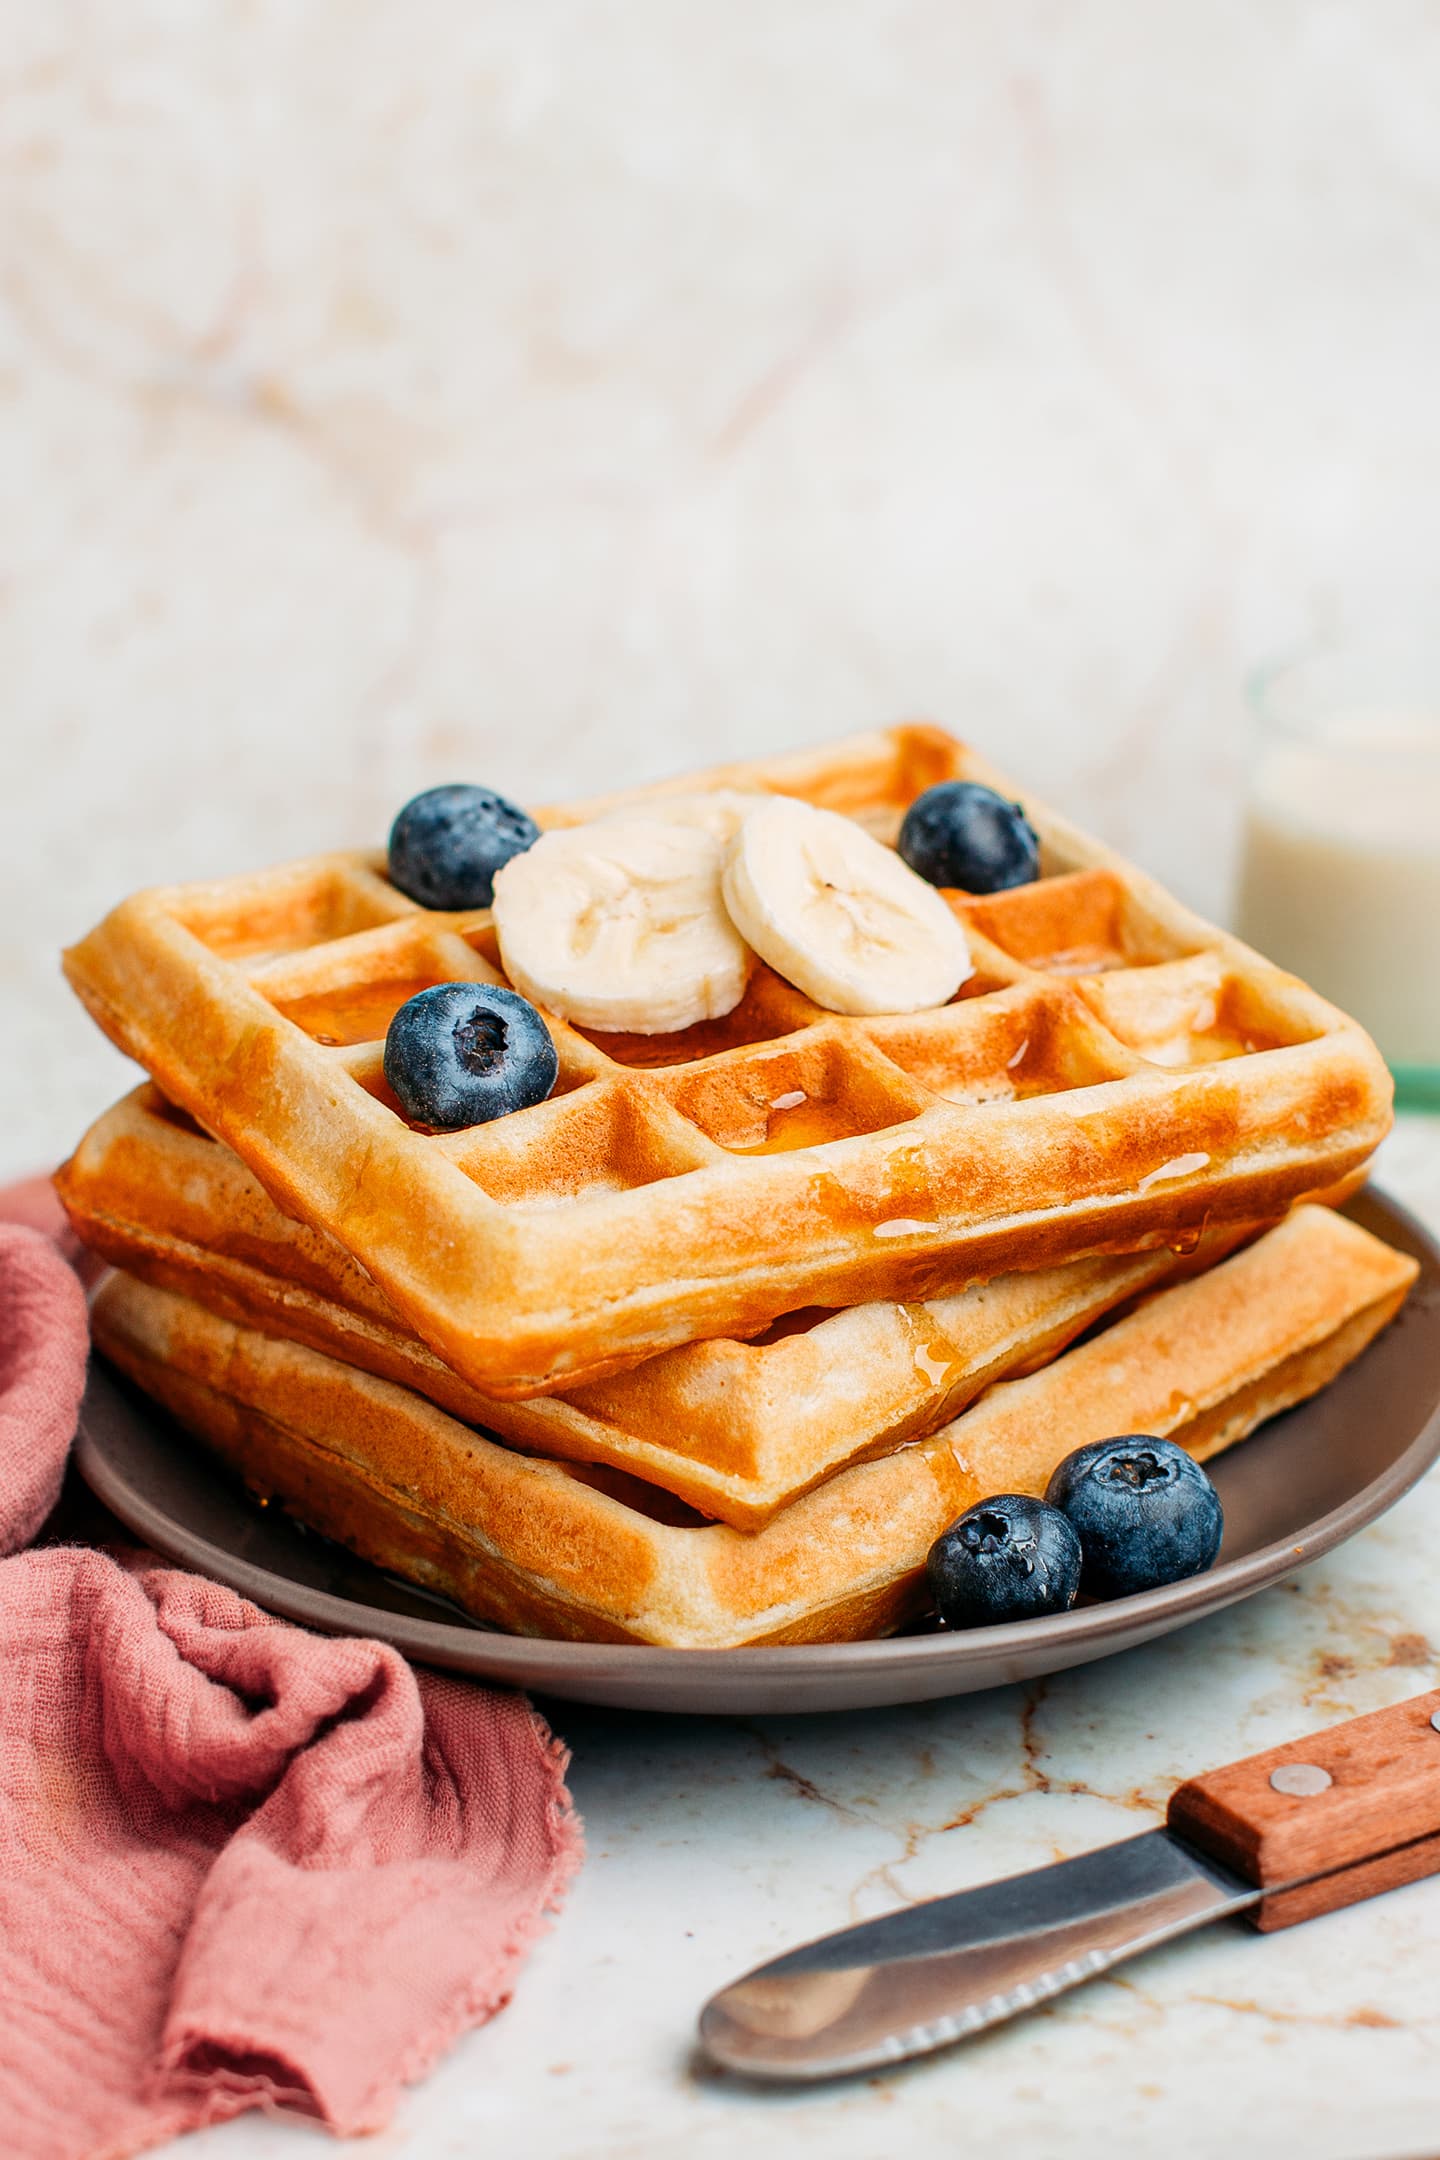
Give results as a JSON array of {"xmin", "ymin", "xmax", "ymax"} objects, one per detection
[{"xmin": 0, "ymin": 1189, "xmax": 581, "ymax": 2160}]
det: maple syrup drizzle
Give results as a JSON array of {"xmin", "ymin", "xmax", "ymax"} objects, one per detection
[
  {"xmin": 727, "ymin": 1093, "xmax": 857, "ymax": 1154},
  {"xmin": 275, "ymin": 978, "xmax": 440, "ymax": 1047},
  {"xmin": 899, "ymin": 1304, "xmax": 965, "ymax": 1392}
]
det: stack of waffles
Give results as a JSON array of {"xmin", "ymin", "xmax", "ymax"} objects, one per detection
[{"xmin": 57, "ymin": 727, "xmax": 1416, "ymax": 1647}]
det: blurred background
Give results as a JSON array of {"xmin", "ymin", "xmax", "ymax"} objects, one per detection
[{"xmin": 4, "ymin": 1, "xmax": 1440, "ymax": 1179}]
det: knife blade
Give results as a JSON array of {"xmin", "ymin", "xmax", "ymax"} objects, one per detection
[
  {"xmin": 699, "ymin": 1687, "xmax": 1440, "ymax": 2082},
  {"xmin": 699, "ymin": 1829, "xmax": 1253, "ymax": 2081}
]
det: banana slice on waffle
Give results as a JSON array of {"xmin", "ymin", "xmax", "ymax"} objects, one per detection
[
  {"xmin": 723, "ymin": 797, "xmax": 974, "ymax": 1014},
  {"xmin": 594, "ymin": 789, "xmax": 769, "ymax": 844},
  {"xmin": 492, "ymin": 812, "xmax": 751, "ymax": 1034}
]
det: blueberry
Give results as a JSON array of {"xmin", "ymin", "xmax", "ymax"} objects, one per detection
[
  {"xmin": 925, "ymin": 1495, "xmax": 1082, "ymax": 1630},
  {"xmin": 898, "ymin": 781, "xmax": 1040, "ymax": 893},
  {"xmin": 1045, "ymin": 1436, "xmax": 1223, "ymax": 1600},
  {"xmin": 388, "ymin": 785, "xmax": 540, "ymax": 909},
  {"xmin": 383, "ymin": 983, "xmax": 558, "ymax": 1130}
]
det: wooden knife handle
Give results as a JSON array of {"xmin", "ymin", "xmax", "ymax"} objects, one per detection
[{"xmin": 1167, "ymin": 1689, "xmax": 1440, "ymax": 1932}]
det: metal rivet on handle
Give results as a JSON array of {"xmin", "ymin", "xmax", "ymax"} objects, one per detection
[
  {"xmin": 1270, "ymin": 1763, "xmax": 1333, "ymax": 1797},
  {"xmin": 1432, "ymin": 1709, "xmax": 1440, "ymax": 1735}
]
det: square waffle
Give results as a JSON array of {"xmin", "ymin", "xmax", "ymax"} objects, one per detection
[
  {"xmin": 63, "ymin": 726, "xmax": 1394, "ymax": 1396},
  {"xmin": 58, "ymin": 1085, "xmax": 1271, "ymax": 1528},
  {"xmin": 90, "ymin": 1208, "xmax": 1418, "ymax": 1648}
]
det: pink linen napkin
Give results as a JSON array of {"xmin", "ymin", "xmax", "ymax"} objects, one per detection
[{"xmin": 0, "ymin": 1182, "xmax": 583, "ymax": 2160}]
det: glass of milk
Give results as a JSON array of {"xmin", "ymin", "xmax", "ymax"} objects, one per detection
[{"xmin": 1236, "ymin": 643, "xmax": 1440, "ymax": 1109}]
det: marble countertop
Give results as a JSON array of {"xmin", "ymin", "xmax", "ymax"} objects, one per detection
[
  {"xmin": 6, "ymin": 0, "xmax": 1440, "ymax": 1184},
  {"xmin": 7, "ymin": 4, "xmax": 1440, "ymax": 2151},
  {"xmin": 174, "ymin": 1114, "xmax": 1439, "ymax": 2160}
]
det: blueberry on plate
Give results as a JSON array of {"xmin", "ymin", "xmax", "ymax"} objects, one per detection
[
  {"xmin": 1045, "ymin": 1435, "xmax": 1223, "ymax": 1600},
  {"xmin": 383, "ymin": 982, "xmax": 558, "ymax": 1131},
  {"xmin": 898, "ymin": 780, "xmax": 1040, "ymax": 894},
  {"xmin": 925, "ymin": 1494, "xmax": 1082, "ymax": 1630},
  {"xmin": 388, "ymin": 785, "xmax": 540, "ymax": 909}
]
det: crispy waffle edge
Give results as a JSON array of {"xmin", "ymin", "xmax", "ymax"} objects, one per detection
[
  {"xmin": 58, "ymin": 1084, "xmax": 1275, "ymax": 1528},
  {"xmin": 89, "ymin": 1207, "xmax": 1418, "ymax": 1648},
  {"xmin": 61, "ymin": 725, "xmax": 1396, "ymax": 1395}
]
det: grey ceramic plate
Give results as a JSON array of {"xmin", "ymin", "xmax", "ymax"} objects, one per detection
[{"xmin": 75, "ymin": 1187, "xmax": 1440, "ymax": 1716}]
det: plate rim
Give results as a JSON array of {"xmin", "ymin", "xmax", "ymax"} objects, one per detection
[{"xmin": 74, "ymin": 1184, "xmax": 1440, "ymax": 1692}]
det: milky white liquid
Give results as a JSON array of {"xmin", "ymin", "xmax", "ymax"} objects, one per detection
[{"xmin": 1236, "ymin": 712, "xmax": 1440, "ymax": 1067}]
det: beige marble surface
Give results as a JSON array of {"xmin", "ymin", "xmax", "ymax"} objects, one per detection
[
  {"xmin": 125, "ymin": 1126, "xmax": 1440, "ymax": 2160},
  {"xmin": 5, "ymin": 5, "xmax": 1440, "ymax": 2154},
  {"xmin": 5, "ymin": 0, "xmax": 1440, "ymax": 1178}
]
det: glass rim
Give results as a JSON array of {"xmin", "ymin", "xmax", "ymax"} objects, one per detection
[{"xmin": 1247, "ymin": 643, "xmax": 1440, "ymax": 760}]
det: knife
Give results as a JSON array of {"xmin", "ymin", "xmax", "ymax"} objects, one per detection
[{"xmin": 700, "ymin": 1687, "xmax": 1440, "ymax": 2082}]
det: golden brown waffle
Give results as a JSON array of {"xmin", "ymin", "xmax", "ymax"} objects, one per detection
[
  {"xmin": 91, "ymin": 1208, "xmax": 1417, "ymax": 1648},
  {"xmin": 64, "ymin": 726, "xmax": 1393, "ymax": 1396},
  {"xmin": 59, "ymin": 1086, "xmax": 1267, "ymax": 1528}
]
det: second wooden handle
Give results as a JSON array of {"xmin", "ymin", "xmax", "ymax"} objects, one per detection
[{"xmin": 1167, "ymin": 1689, "xmax": 1440, "ymax": 1931}]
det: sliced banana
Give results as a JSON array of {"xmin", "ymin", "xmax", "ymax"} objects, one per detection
[
  {"xmin": 492, "ymin": 815, "xmax": 751, "ymax": 1034},
  {"xmin": 722, "ymin": 798, "xmax": 973, "ymax": 1015},
  {"xmin": 594, "ymin": 789, "xmax": 770, "ymax": 845}
]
